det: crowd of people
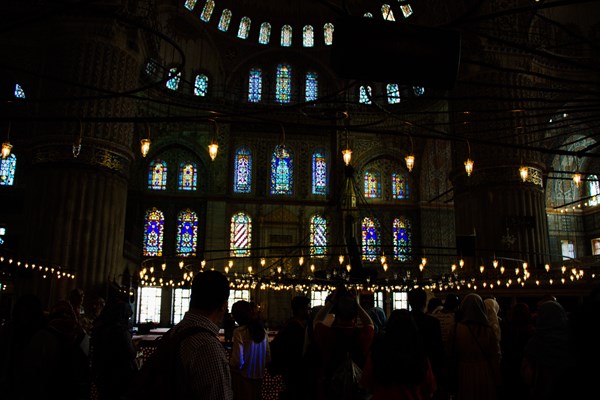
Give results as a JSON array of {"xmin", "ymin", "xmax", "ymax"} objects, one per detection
[{"xmin": 1, "ymin": 273, "xmax": 599, "ymax": 400}]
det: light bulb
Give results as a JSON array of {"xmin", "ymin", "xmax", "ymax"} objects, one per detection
[
  {"xmin": 464, "ymin": 158, "xmax": 474, "ymax": 176},
  {"xmin": 208, "ymin": 142, "xmax": 218, "ymax": 161},
  {"xmin": 405, "ymin": 154, "xmax": 415, "ymax": 172},
  {"xmin": 342, "ymin": 148, "xmax": 352, "ymax": 166}
]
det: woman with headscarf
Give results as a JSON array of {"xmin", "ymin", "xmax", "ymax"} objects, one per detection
[{"xmin": 484, "ymin": 297, "xmax": 502, "ymax": 343}]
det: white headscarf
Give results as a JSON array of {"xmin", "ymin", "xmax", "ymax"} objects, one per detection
[{"xmin": 484, "ymin": 297, "xmax": 501, "ymax": 341}]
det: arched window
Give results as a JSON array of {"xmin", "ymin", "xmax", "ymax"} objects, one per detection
[
  {"xmin": 184, "ymin": 0, "xmax": 197, "ymax": 11},
  {"xmin": 259, "ymin": 22, "xmax": 271, "ymax": 45},
  {"xmin": 248, "ymin": 67, "xmax": 262, "ymax": 103},
  {"xmin": 218, "ymin": 9, "xmax": 232, "ymax": 31},
  {"xmin": 14, "ymin": 84, "xmax": 25, "ymax": 99},
  {"xmin": 303, "ymin": 25, "xmax": 314, "ymax": 47},
  {"xmin": 312, "ymin": 151, "xmax": 327, "ymax": 195},
  {"xmin": 324, "ymin": 23, "xmax": 334, "ymax": 45},
  {"xmin": 589, "ymin": 175, "xmax": 600, "ymax": 206},
  {"xmin": 148, "ymin": 160, "xmax": 167, "ymax": 190},
  {"xmin": 359, "ymin": 85, "xmax": 372, "ymax": 104},
  {"xmin": 364, "ymin": 170, "xmax": 381, "ymax": 198},
  {"xmin": 362, "ymin": 217, "xmax": 380, "ymax": 261},
  {"xmin": 230, "ymin": 212, "xmax": 252, "ymax": 257},
  {"xmin": 276, "ymin": 63, "xmax": 292, "ymax": 104},
  {"xmin": 387, "ymin": 83, "xmax": 401, "ymax": 104},
  {"xmin": 200, "ymin": 0, "xmax": 214, "ymax": 22},
  {"xmin": 238, "ymin": 17, "xmax": 251, "ymax": 39},
  {"xmin": 234, "ymin": 147, "xmax": 252, "ymax": 193},
  {"xmin": 176, "ymin": 209, "xmax": 198, "ymax": 257},
  {"xmin": 310, "ymin": 215, "xmax": 328, "ymax": 257},
  {"xmin": 0, "ymin": 154, "xmax": 16, "ymax": 186},
  {"xmin": 270, "ymin": 146, "xmax": 293, "ymax": 195},
  {"xmin": 178, "ymin": 162, "xmax": 197, "ymax": 191},
  {"xmin": 143, "ymin": 208, "xmax": 164, "ymax": 257},
  {"xmin": 382, "ymin": 4, "xmax": 395, "ymax": 21},
  {"xmin": 392, "ymin": 172, "xmax": 408, "ymax": 199},
  {"xmin": 364, "ymin": 12, "xmax": 373, "ymax": 18},
  {"xmin": 413, "ymin": 86, "xmax": 425, "ymax": 96},
  {"xmin": 166, "ymin": 68, "xmax": 181, "ymax": 91},
  {"xmin": 305, "ymin": 71, "xmax": 318, "ymax": 102},
  {"xmin": 401, "ymin": 4, "xmax": 414, "ymax": 18},
  {"xmin": 281, "ymin": 25, "xmax": 292, "ymax": 47},
  {"xmin": 194, "ymin": 74, "xmax": 208, "ymax": 96},
  {"xmin": 393, "ymin": 217, "xmax": 412, "ymax": 261}
]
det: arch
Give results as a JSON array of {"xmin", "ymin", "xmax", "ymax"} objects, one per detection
[
  {"xmin": 364, "ymin": 169, "xmax": 381, "ymax": 198},
  {"xmin": 310, "ymin": 215, "xmax": 327, "ymax": 257},
  {"xmin": 392, "ymin": 171, "xmax": 409, "ymax": 199},
  {"xmin": 178, "ymin": 161, "xmax": 197, "ymax": 191},
  {"xmin": 270, "ymin": 145, "xmax": 294, "ymax": 195},
  {"xmin": 218, "ymin": 9, "xmax": 232, "ymax": 32},
  {"xmin": 312, "ymin": 150, "xmax": 328, "ymax": 195},
  {"xmin": 248, "ymin": 67, "xmax": 262, "ymax": 102},
  {"xmin": 233, "ymin": 146, "xmax": 252, "ymax": 193},
  {"xmin": 148, "ymin": 159, "xmax": 167, "ymax": 190},
  {"xmin": 275, "ymin": 63, "xmax": 292, "ymax": 103},
  {"xmin": 176, "ymin": 209, "xmax": 198, "ymax": 257},
  {"xmin": 393, "ymin": 216, "xmax": 412, "ymax": 261},
  {"xmin": 230, "ymin": 212, "xmax": 252, "ymax": 257},
  {"xmin": 362, "ymin": 217, "xmax": 381, "ymax": 261},
  {"xmin": 143, "ymin": 208, "xmax": 164, "ymax": 257}
]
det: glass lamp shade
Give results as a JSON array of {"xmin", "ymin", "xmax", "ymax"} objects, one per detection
[
  {"xmin": 405, "ymin": 154, "xmax": 415, "ymax": 172},
  {"xmin": 208, "ymin": 142, "xmax": 218, "ymax": 160},
  {"xmin": 1, "ymin": 142, "xmax": 12, "ymax": 159},
  {"xmin": 519, "ymin": 166, "xmax": 528, "ymax": 182},
  {"xmin": 140, "ymin": 138, "xmax": 151, "ymax": 157},
  {"xmin": 342, "ymin": 148, "xmax": 352, "ymax": 166},
  {"xmin": 464, "ymin": 158, "xmax": 474, "ymax": 176},
  {"xmin": 573, "ymin": 173, "xmax": 582, "ymax": 187}
]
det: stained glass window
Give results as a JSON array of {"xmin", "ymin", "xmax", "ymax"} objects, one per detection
[
  {"xmin": 259, "ymin": 22, "xmax": 271, "ymax": 45},
  {"xmin": 143, "ymin": 208, "xmax": 164, "ymax": 257},
  {"xmin": 178, "ymin": 162, "xmax": 197, "ymax": 191},
  {"xmin": 312, "ymin": 151, "xmax": 327, "ymax": 195},
  {"xmin": 200, "ymin": 0, "xmax": 214, "ymax": 22},
  {"xmin": 194, "ymin": 74, "xmax": 208, "ymax": 96},
  {"xmin": 176, "ymin": 209, "xmax": 198, "ymax": 257},
  {"xmin": 270, "ymin": 147, "xmax": 293, "ymax": 195},
  {"xmin": 238, "ymin": 17, "xmax": 251, "ymax": 39},
  {"xmin": 393, "ymin": 217, "xmax": 412, "ymax": 261},
  {"xmin": 248, "ymin": 68, "xmax": 262, "ymax": 102},
  {"xmin": 364, "ymin": 12, "xmax": 373, "ymax": 18},
  {"xmin": 324, "ymin": 23, "xmax": 334, "ymax": 45},
  {"xmin": 218, "ymin": 9, "xmax": 232, "ymax": 31},
  {"xmin": 413, "ymin": 86, "xmax": 425, "ymax": 96},
  {"xmin": 166, "ymin": 68, "xmax": 181, "ymax": 91},
  {"xmin": 589, "ymin": 175, "xmax": 600, "ymax": 206},
  {"xmin": 184, "ymin": 0, "xmax": 197, "ymax": 11},
  {"xmin": 145, "ymin": 59, "xmax": 158, "ymax": 77},
  {"xmin": 14, "ymin": 84, "xmax": 25, "ymax": 99},
  {"xmin": 310, "ymin": 215, "xmax": 327, "ymax": 257},
  {"xmin": 382, "ymin": 4, "xmax": 395, "ymax": 21},
  {"xmin": 234, "ymin": 147, "xmax": 252, "ymax": 193},
  {"xmin": 230, "ymin": 212, "xmax": 251, "ymax": 257},
  {"xmin": 362, "ymin": 217, "xmax": 380, "ymax": 262},
  {"xmin": 364, "ymin": 170, "xmax": 381, "ymax": 198},
  {"xmin": 359, "ymin": 85, "xmax": 372, "ymax": 104},
  {"xmin": 0, "ymin": 154, "xmax": 16, "ymax": 186},
  {"xmin": 303, "ymin": 25, "xmax": 314, "ymax": 47},
  {"xmin": 387, "ymin": 83, "xmax": 401, "ymax": 104},
  {"xmin": 276, "ymin": 63, "xmax": 292, "ymax": 104},
  {"xmin": 305, "ymin": 71, "xmax": 318, "ymax": 102},
  {"xmin": 148, "ymin": 160, "xmax": 167, "ymax": 190},
  {"xmin": 281, "ymin": 25, "xmax": 292, "ymax": 47},
  {"xmin": 392, "ymin": 172, "xmax": 408, "ymax": 199},
  {"xmin": 401, "ymin": 4, "xmax": 414, "ymax": 18}
]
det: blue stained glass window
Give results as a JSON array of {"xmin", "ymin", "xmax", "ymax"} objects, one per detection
[
  {"xmin": 281, "ymin": 25, "xmax": 292, "ymax": 47},
  {"xmin": 234, "ymin": 147, "xmax": 252, "ymax": 193},
  {"xmin": 200, "ymin": 0, "xmax": 214, "ymax": 22},
  {"xmin": 194, "ymin": 74, "xmax": 208, "ymax": 96},
  {"xmin": 178, "ymin": 162, "xmax": 197, "ymax": 191},
  {"xmin": 364, "ymin": 170, "xmax": 381, "ymax": 198},
  {"xmin": 310, "ymin": 215, "xmax": 327, "ymax": 257},
  {"xmin": 143, "ymin": 208, "xmax": 164, "ymax": 257},
  {"xmin": 303, "ymin": 25, "xmax": 314, "ymax": 47},
  {"xmin": 14, "ymin": 84, "xmax": 25, "ymax": 99},
  {"xmin": 382, "ymin": 4, "xmax": 395, "ymax": 21},
  {"xmin": 184, "ymin": 0, "xmax": 197, "ymax": 11},
  {"xmin": 393, "ymin": 217, "xmax": 412, "ymax": 261},
  {"xmin": 176, "ymin": 209, "xmax": 198, "ymax": 257},
  {"xmin": 148, "ymin": 160, "xmax": 167, "ymax": 190},
  {"xmin": 248, "ymin": 68, "xmax": 262, "ymax": 103},
  {"xmin": 362, "ymin": 217, "xmax": 380, "ymax": 262},
  {"xmin": 401, "ymin": 4, "xmax": 414, "ymax": 18},
  {"xmin": 312, "ymin": 151, "xmax": 327, "ymax": 195},
  {"xmin": 324, "ymin": 23, "xmax": 334, "ymax": 45},
  {"xmin": 238, "ymin": 17, "xmax": 251, "ymax": 39},
  {"xmin": 276, "ymin": 63, "xmax": 292, "ymax": 104},
  {"xmin": 359, "ymin": 86, "xmax": 372, "ymax": 104},
  {"xmin": 392, "ymin": 172, "xmax": 408, "ymax": 199},
  {"xmin": 0, "ymin": 154, "xmax": 16, "ymax": 186},
  {"xmin": 230, "ymin": 212, "xmax": 251, "ymax": 257},
  {"xmin": 387, "ymin": 83, "xmax": 401, "ymax": 104},
  {"xmin": 218, "ymin": 9, "xmax": 232, "ymax": 31},
  {"xmin": 270, "ymin": 147, "xmax": 293, "ymax": 195},
  {"xmin": 259, "ymin": 22, "xmax": 271, "ymax": 45},
  {"xmin": 166, "ymin": 68, "xmax": 181, "ymax": 91},
  {"xmin": 305, "ymin": 71, "xmax": 318, "ymax": 102}
]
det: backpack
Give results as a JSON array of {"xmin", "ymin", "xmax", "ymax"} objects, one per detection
[{"xmin": 127, "ymin": 326, "xmax": 209, "ymax": 400}]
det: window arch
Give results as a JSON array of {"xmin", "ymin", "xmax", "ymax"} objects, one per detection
[
  {"xmin": 305, "ymin": 71, "xmax": 318, "ymax": 102},
  {"xmin": 324, "ymin": 23, "xmax": 334, "ymax": 45},
  {"xmin": 248, "ymin": 67, "xmax": 262, "ymax": 103},
  {"xmin": 387, "ymin": 83, "xmax": 401, "ymax": 104},
  {"xmin": 589, "ymin": 175, "xmax": 600, "ymax": 206},
  {"xmin": 230, "ymin": 212, "xmax": 252, "ymax": 257},
  {"xmin": 14, "ymin": 84, "xmax": 25, "ymax": 99},
  {"xmin": 392, "ymin": 172, "xmax": 408, "ymax": 199},
  {"xmin": 310, "ymin": 215, "xmax": 328, "ymax": 257},
  {"xmin": 364, "ymin": 169, "xmax": 381, "ymax": 198},
  {"xmin": 184, "ymin": 0, "xmax": 197, "ymax": 11},
  {"xmin": 359, "ymin": 85, "xmax": 372, "ymax": 104},
  {"xmin": 238, "ymin": 17, "xmax": 251, "ymax": 39},
  {"xmin": 393, "ymin": 217, "xmax": 412, "ymax": 261},
  {"xmin": 166, "ymin": 68, "xmax": 181, "ymax": 91},
  {"xmin": 401, "ymin": 4, "xmax": 414, "ymax": 18},
  {"xmin": 362, "ymin": 217, "xmax": 380, "ymax": 261},
  {"xmin": 382, "ymin": 4, "xmax": 395, "ymax": 21},
  {"xmin": 218, "ymin": 9, "xmax": 232, "ymax": 31},
  {"xmin": 276, "ymin": 63, "xmax": 292, "ymax": 103},
  {"xmin": 148, "ymin": 160, "xmax": 167, "ymax": 190},
  {"xmin": 364, "ymin": 12, "xmax": 373, "ymax": 18},
  {"xmin": 178, "ymin": 162, "xmax": 197, "ymax": 191},
  {"xmin": 303, "ymin": 25, "xmax": 314, "ymax": 47},
  {"xmin": 270, "ymin": 146, "xmax": 293, "ymax": 195},
  {"xmin": 143, "ymin": 208, "xmax": 164, "ymax": 257},
  {"xmin": 0, "ymin": 154, "xmax": 16, "ymax": 186},
  {"xmin": 281, "ymin": 25, "xmax": 292, "ymax": 47},
  {"xmin": 194, "ymin": 74, "xmax": 208, "ymax": 96},
  {"xmin": 176, "ymin": 209, "xmax": 198, "ymax": 257},
  {"xmin": 234, "ymin": 146, "xmax": 252, "ymax": 193},
  {"xmin": 259, "ymin": 22, "xmax": 271, "ymax": 45},
  {"xmin": 200, "ymin": 0, "xmax": 214, "ymax": 22},
  {"xmin": 312, "ymin": 151, "xmax": 327, "ymax": 195}
]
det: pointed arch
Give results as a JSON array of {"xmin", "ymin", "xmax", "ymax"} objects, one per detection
[
  {"xmin": 392, "ymin": 172, "xmax": 408, "ymax": 199},
  {"xmin": 143, "ymin": 208, "xmax": 164, "ymax": 257},
  {"xmin": 148, "ymin": 160, "xmax": 167, "ymax": 190},
  {"xmin": 364, "ymin": 169, "xmax": 381, "ymax": 198},
  {"xmin": 218, "ymin": 9, "xmax": 232, "ymax": 31},
  {"xmin": 393, "ymin": 216, "xmax": 412, "ymax": 261},
  {"xmin": 234, "ymin": 146, "xmax": 252, "ymax": 193},
  {"xmin": 270, "ymin": 146, "xmax": 294, "ymax": 195},
  {"xmin": 248, "ymin": 67, "xmax": 262, "ymax": 102},
  {"xmin": 276, "ymin": 63, "xmax": 292, "ymax": 103},
  {"xmin": 178, "ymin": 162, "xmax": 197, "ymax": 191},
  {"xmin": 310, "ymin": 215, "xmax": 328, "ymax": 257},
  {"xmin": 176, "ymin": 209, "xmax": 198, "ymax": 257},
  {"xmin": 312, "ymin": 151, "xmax": 328, "ymax": 195},
  {"xmin": 362, "ymin": 217, "xmax": 380, "ymax": 261},
  {"xmin": 230, "ymin": 212, "xmax": 252, "ymax": 257}
]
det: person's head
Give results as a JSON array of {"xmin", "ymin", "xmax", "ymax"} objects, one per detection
[
  {"xmin": 231, "ymin": 300, "xmax": 253, "ymax": 326},
  {"xmin": 368, "ymin": 306, "xmax": 387, "ymax": 334},
  {"xmin": 407, "ymin": 287, "xmax": 428, "ymax": 312},
  {"xmin": 333, "ymin": 287, "xmax": 358, "ymax": 323},
  {"xmin": 484, "ymin": 297, "xmax": 500, "ymax": 316},
  {"xmin": 69, "ymin": 288, "xmax": 85, "ymax": 310},
  {"xmin": 459, "ymin": 292, "xmax": 489, "ymax": 325},
  {"xmin": 536, "ymin": 300, "xmax": 568, "ymax": 331},
  {"xmin": 190, "ymin": 270, "xmax": 230, "ymax": 315},
  {"xmin": 291, "ymin": 295, "xmax": 311, "ymax": 319},
  {"xmin": 90, "ymin": 296, "xmax": 106, "ymax": 318},
  {"xmin": 427, "ymin": 297, "xmax": 443, "ymax": 313}
]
